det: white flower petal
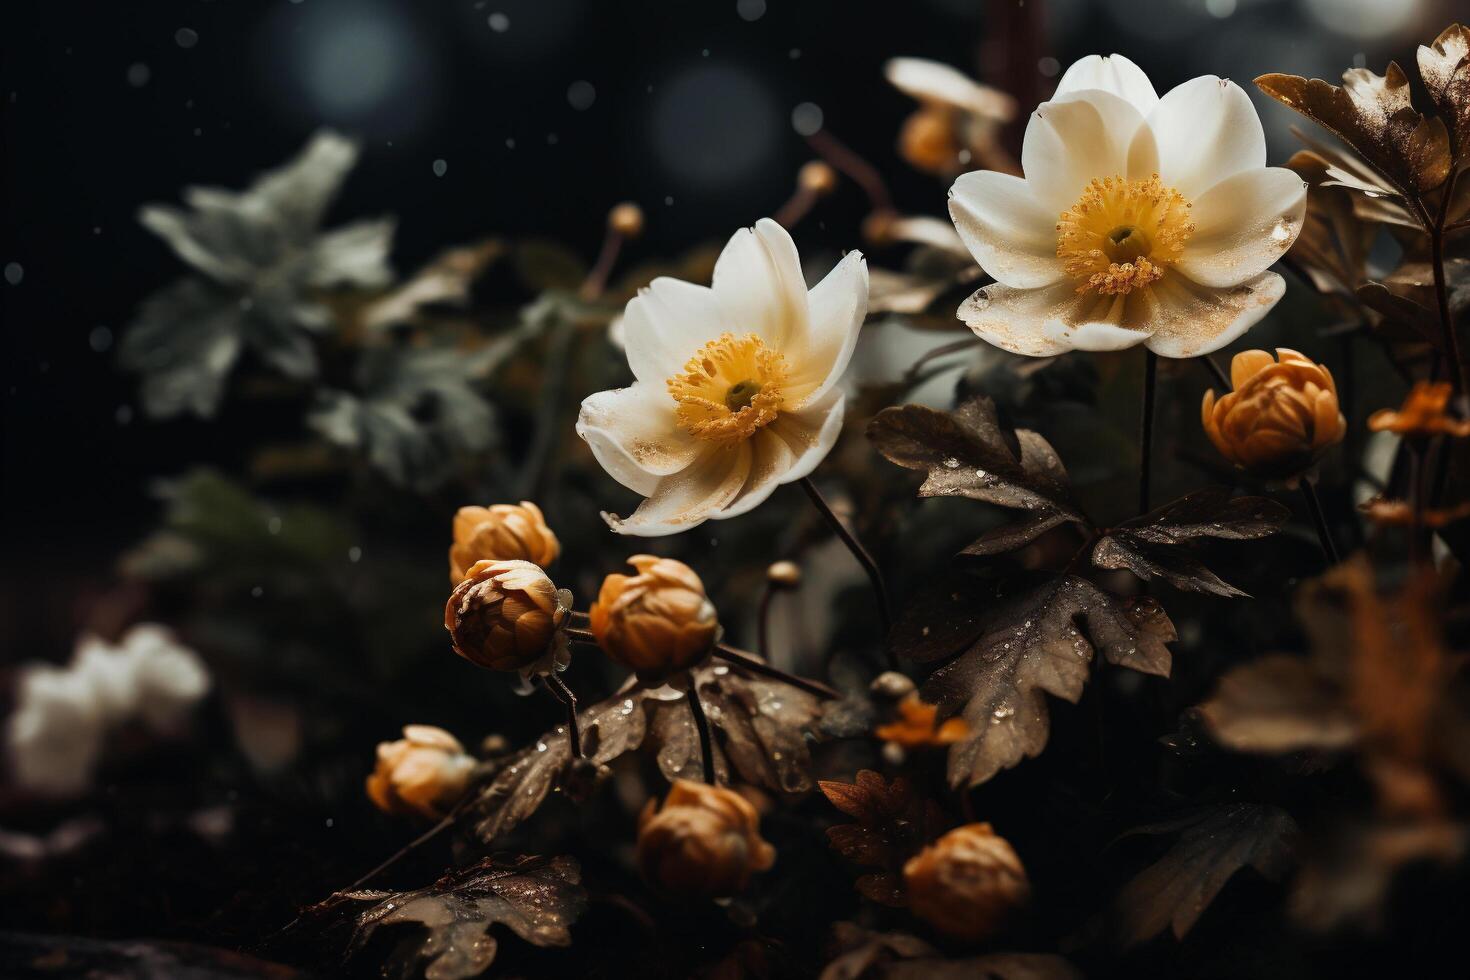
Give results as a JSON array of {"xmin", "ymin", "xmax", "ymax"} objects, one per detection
[
  {"xmin": 1177, "ymin": 168, "xmax": 1307, "ymax": 288},
  {"xmin": 1054, "ymin": 54, "xmax": 1159, "ymax": 115},
  {"xmin": 714, "ymin": 389, "xmax": 846, "ymax": 520},
  {"xmin": 621, "ymin": 277, "xmax": 729, "ymax": 384},
  {"xmin": 949, "ymin": 170, "xmax": 1066, "ymax": 288},
  {"xmin": 958, "ymin": 281, "xmax": 1141, "ymax": 356},
  {"xmin": 885, "ymin": 57, "xmax": 1016, "ymax": 119},
  {"xmin": 577, "ymin": 383, "xmax": 700, "ymax": 496},
  {"xmin": 1021, "ymin": 90, "xmax": 1157, "ymax": 212},
  {"xmin": 711, "ymin": 218, "xmax": 807, "ymax": 352},
  {"xmin": 603, "ymin": 444, "xmax": 753, "ymax": 536},
  {"xmin": 1142, "ymin": 271, "xmax": 1286, "ymax": 357},
  {"xmin": 1148, "ymin": 76, "xmax": 1266, "ymax": 198},
  {"xmin": 786, "ymin": 251, "xmax": 867, "ymax": 407}
]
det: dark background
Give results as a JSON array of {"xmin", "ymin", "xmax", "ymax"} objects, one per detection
[{"xmin": 0, "ymin": 0, "xmax": 1450, "ymax": 655}]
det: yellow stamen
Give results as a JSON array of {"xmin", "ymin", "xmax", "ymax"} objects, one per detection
[
  {"xmin": 667, "ymin": 333, "xmax": 788, "ymax": 444},
  {"xmin": 1055, "ymin": 174, "xmax": 1193, "ymax": 296}
]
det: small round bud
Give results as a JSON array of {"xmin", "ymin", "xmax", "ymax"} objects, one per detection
[
  {"xmin": 636, "ymin": 779, "xmax": 776, "ymax": 897},
  {"xmin": 904, "ymin": 823, "xmax": 1030, "ymax": 942},
  {"xmin": 445, "ymin": 559, "xmax": 568, "ymax": 672},
  {"xmin": 766, "ymin": 560, "xmax": 802, "ymax": 589},
  {"xmin": 898, "ymin": 106, "xmax": 961, "ymax": 176},
  {"xmin": 366, "ymin": 725, "xmax": 475, "ymax": 820},
  {"xmin": 450, "ymin": 502, "xmax": 560, "ymax": 584},
  {"xmin": 870, "ymin": 670, "xmax": 916, "ymax": 700},
  {"xmin": 608, "ymin": 201, "xmax": 645, "ymax": 239},
  {"xmin": 590, "ymin": 555, "xmax": 719, "ymax": 683},
  {"xmin": 479, "ymin": 733, "xmax": 512, "ymax": 758},
  {"xmin": 797, "ymin": 160, "xmax": 839, "ymax": 196},
  {"xmin": 861, "ymin": 208, "xmax": 900, "ymax": 247},
  {"xmin": 1201, "ymin": 349, "xmax": 1345, "ymax": 486}
]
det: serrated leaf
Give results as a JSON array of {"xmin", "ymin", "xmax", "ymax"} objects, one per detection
[
  {"xmin": 1418, "ymin": 24, "xmax": 1470, "ymax": 158},
  {"xmin": 1257, "ymin": 66, "xmax": 1451, "ymax": 198},
  {"xmin": 337, "ymin": 855, "xmax": 585, "ymax": 980},
  {"xmin": 1113, "ymin": 804, "xmax": 1298, "ymax": 945},
  {"xmin": 1090, "ymin": 536, "xmax": 1246, "ymax": 597},
  {"xmin": 897, "ymin": 575, "xmax": 1174, "ymax": 788},
  {"xmin": 869, "ymin": 397, "xmax": 1086, "ymax": 531}
]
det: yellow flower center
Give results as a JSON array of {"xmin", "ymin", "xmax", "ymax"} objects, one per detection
[
  {"xmin": 667, "ymin": 333, "xmax": 788, "ymax": 444},
  {"xmin": 1055, "ymin": 174, "xmax": 1194, "ymax": 296}
]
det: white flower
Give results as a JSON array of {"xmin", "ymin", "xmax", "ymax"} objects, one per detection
[
  {"xmin": 886, "ymin": 58, "xmax": 1017, "ymax": 121},
  {"xmin": 6, "ymin": 625, "xmax": 210, "ymax": 796},
  {"xmin": 947, "ymin": 54, "xmax": 1307, "ymax": 358},
  {"xmin": 577, "ymin": 219, "xmax": 867, "ymax": 535}
]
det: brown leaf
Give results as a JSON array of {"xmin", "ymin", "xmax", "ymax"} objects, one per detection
[
  {"xmin": 341, "ymin": 855, "xmax": 586, "ymax": 980},
  {"xmin": 1418, "ymin": 24, "xmax": 1470, "ymax": 158},
  {"xmin": 1090, "ymin": 488, "xmax": 1288, "ymax": 597},
  {"xmin": 869, "ymin": 397, "xmax": 1086, "ymax": 526},
  {"xmin": 1197, "ymin": 654, "xmax": 1359, "ymax": 753},
  {"xmin": 1257, "ymin": 66, "xmax": 1451, "ymax": 197},
  {"xmin": 820, "ymin": 923, "xmax": 938, "ymax": 980},
  {"xmin": 1113, "ymin": 804, "xmax": 1299, "ymax": 946},
  {"xmin": 855, "ymin": 871, "xmax": 908, "ymax": 908},
  {"xmin": 820, "ymin": 770, "xmax": 947, "ymax": 886},
  {"xmin": 1290, "ymin": 820, "xmax": 1466, "ymax": 930},
  {"xmin": 897, "ymin": 574, "xmax": 1175, "ymax": 788}
]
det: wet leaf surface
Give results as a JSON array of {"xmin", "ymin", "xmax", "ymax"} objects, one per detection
[{"xmin": 820, "ymin": 770, "xmax": 948, "ymax": 905}]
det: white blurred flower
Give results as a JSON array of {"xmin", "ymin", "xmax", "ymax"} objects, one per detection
[
  {"xmin": 577, "ymin": 219, "xmax": 867, "ymax": 535},
  {"xmin": 6, "ymin": 625, "xmax": 210, "ymax": 796},
  {"xmin": 947, "ymin": 54, "xmax": 1306, "ymax": 358}
]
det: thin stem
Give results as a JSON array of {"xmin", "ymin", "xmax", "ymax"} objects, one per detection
[
  {"xmin": 1198, "ymin": 353, "xmax": 1230, "ymax": 391},
  {"xmin": 685, "ymin": 674, "xmax": 716, "ymax": 784},
  {"xmin": 713, "ymin": 644, "xmax": 841, "ymax": 700},
  {"xmin": 772, "ymin": 186, "xmax": 818, "ymax": 230},
  {"xmin": 579, "ymin": 227, "xmax": 625, "ymax": 301},
  {"xmin": 1299, "ymin": 478, "xmax": 1340, "ymax": 566},
  {"xmin": 350, "ymin": 796, "xmax": 469, "ymax": 891},
  {"xmin": 1139, "ymin": 349, "xmax": 1158, "ymax": 516},
  {"xmin": 517, "ymin": 316, "xmax": 577, "ymax": 500},
  {"xmin": 1421, "ymin": 191, "xmax": 1468, "ymax": 400},
  {"xmin": 544, "ymin": 673, "xmax": 583, "ymax": 759},
  {"xmin": 757, "ymin": 584, "xmax": 775, "ymax": 662},
  {"xmin": 798, "ymin": 477, "xmax": 894, "ymax": 648},
  {"xmin": 805, "ymin": 129, "xmax": 892, "ymax": 211}
]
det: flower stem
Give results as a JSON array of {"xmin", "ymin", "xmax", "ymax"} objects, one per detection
[
  {"xmin": 1421, "ymin": 187, "xmax": 1468, "ymax": 401},
  {"xmin": 1139, "ymin": 349, "xmax": 1158, "ymax": 516},
  {"xmin": 805, "ymin": 129, "xmax": 892, "ymax": 212},
  {"xmin": 1299, "ymin": 477, "xmax": 1340, "ymax": 566},
  {"xmin": 713, "ymin": 643, "xmax": 841, "ymax": 699},
  {"xmin": 579, "ymin": 225, "xmax": 625, "ymax": 301},
  {"xmin": 773, "ymin": 185, "xmax": 819, "ymax": 230},
  {"xmin": 798, "ymin": 477, "xmax": 895, "ymax": 659},
  {"xmin": 1198, "ymin": 353, "xmax": 1230, "ymax": 391},
  {"xmin": 685, "ymin": 673, "xmax": 716, "ymax": 784},
  {"xmin": 543, "ymin": 672, "xmax": 583, "ymax": 759},
  {"xmin": 757, "ymin": 584, "xmax": 775, "ymax": 662}
]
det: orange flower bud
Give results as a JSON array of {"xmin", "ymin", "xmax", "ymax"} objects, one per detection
[
  {"xmin": 365, "ymin": 725, "xmax": 475, "ymax": 820},
  {"xmin": 636, "ymin": 779, "xmax": 776, "ymax": 897},
  {"xmin": 766, "ymin": 560, "xmax": 802, "ymax": 588},
  {"xmin": 449, "ymin": 502, "xmax": 560, "ymax": 583},
  {"xmin": 589, "ymin": 556, "xmax": 719, "ymax": 682},
  {"xmin": 445, "ymin": 559, "xmax": 568, "ymax": 672},
  {"xmin": 903, "ymin": 822, "xmax": 1030, "ymax": 942},
  {"xmin": 798, "ymin": 160, "xmax": 839, "ymax": 196},
  {"xmin": 608, "ymin": 201, "xmax": 645, "ymax": 239},
  {"xmin": 898, "ymin": 106, "xmax": 962, "ymax": 176},
  {"xmin": 1368, "ymin": 381, "xmax": 1470, "ymax": 439},
  {"xmin": 1201, "ymin": 349, "xmax": 1345, "ymax": 484}
]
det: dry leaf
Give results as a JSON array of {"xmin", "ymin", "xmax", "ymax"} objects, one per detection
[
  {"xmin": 340, "ymin": 855, "xmax": 585, "ymax": 980},
  {"xmin": 1257, "ymin": 65, "xmax": 1451, "ymax": 197},
  {"xmin": 1113, "ymin": 804, "xmax": 1299, "ymax": 945},
  {"xmin": 820, "ymin": 770, "xmax": 948, "ymax": 905},
  {"xmin": 894, "ymin": 574, "xmax": 1175, "ymax": 788},
  {"xmin": 1197, "ymin": 654, "xmax": 1359, "ymax": 753},
  {"xmin": 1418, "ymin": 24, "xmax": 1470, "ymax": 158}
]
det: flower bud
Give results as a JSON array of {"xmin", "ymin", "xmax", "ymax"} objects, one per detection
[
  {"xmin": 903, "ymin": 822, "xmax": 1030, "ymax": 942},
  {"xmin": 899, "ymin": 106, "xmax": 962, "ymax": 176},
  {"xmin": 366, "ymin": 724, "xmax": 475, "ymax": 820},
  {"xmin": 766, "ymin": 560, "xmax": 802, "ymax": 588},
  {"xmin": 446, "ymin": 559, "xmax": 568, "ymax": 672},
  {"xmin": 450, "ymin": 502, "xmax": 559, "ymax": 583},
  {"xmin": 589, "ymin": 555, "xmax": 719, "ymax": 682},
  {"xmin": 1201, "ymin": 349, "xmax": 1345, "ymax": 485},
  {"xmin": 608, "ymin": 201, "xmax": 645, "ymax": 239},
  {"xmin": 636, "ymin": 779, "xmax": 776, "ymax": 897},
  {"xmin": 797, "ymin": 160, "xmax": 839, "ymax": 196}
]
